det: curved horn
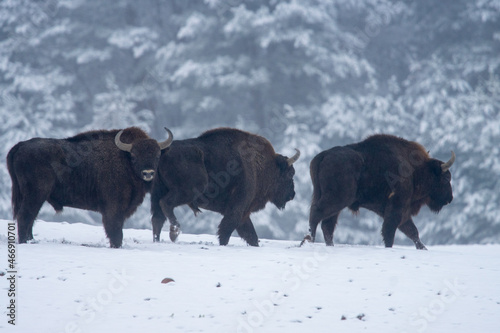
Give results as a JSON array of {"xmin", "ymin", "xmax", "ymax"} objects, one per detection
[
  {"xmin": 287, "ymin": 148, "xmax": 301, "ymax": 166},
  {"xmin": 115, "ymin": 130, "xmax": 133, "ymax": 152},
  {"xmin": 441, "ymin": 150, "xmax": 456, "ymax": 172},
  {"xmin": 159, "ymin": 127, "xmax": 174, "ymax": 150}
]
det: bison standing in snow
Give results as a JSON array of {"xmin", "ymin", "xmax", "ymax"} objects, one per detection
[
  {"xmin": 7, "ymin": 127, "xmax": 173, "ymax": 248},
  {"xmin": 303, "ymin": 134, "xmax": 455, "ymax": 249},
  {"xmin": 151, "ymin": 128, "xmax": 300, "ymax": 246}
]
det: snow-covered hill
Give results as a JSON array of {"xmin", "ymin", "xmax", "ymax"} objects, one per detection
[{"xmin": 1, "ymin": 220, "xmax": 499, "ymax": 333}]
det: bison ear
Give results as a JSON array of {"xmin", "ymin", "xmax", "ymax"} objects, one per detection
[
  {"xmin": 276, "ymin": 155, "xmax": 289, "ymax": 171},
  {"xmin": 429, "ymin": 160, "xmax": 443, "ymax": 176},
  {"xmin": 160, "ymin": 146, "xmax": 171, "ymax": 155}
]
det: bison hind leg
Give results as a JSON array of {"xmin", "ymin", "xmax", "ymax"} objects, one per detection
[
  {"xmin": 164, "ymin": 206, "xmax": 181, "ymax": 243},
  {"xmin": 307, "ymin": 203, "xmax": 325, "ymax": 242},
  {"xmin": 321, "ymin": 214, "xmax": 339, "ymax": 246},
  {"xmin": 16, "ymin": 195, "xmax": 48, "ymax": 243},
  {"xmin": 308, "ymin": 197, "xmax": 346, "ymax": 246},
  {"xmin": 299, "ymin": 234, "xmax": 313, "ymax": 247},
  {"xmin": 217, "ymin": 213, "xmax": 243, "ymax": 246},
  {"xmin": 17, "ymin": 207, "xmax": 37, "ymax": 243},
  {"xmin": 152, "ymin": 195, "xmax": 182, "ymax": 243}
]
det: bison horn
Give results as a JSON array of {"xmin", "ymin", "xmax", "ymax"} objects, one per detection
[
  {"xmin": 441, "ymin": 150, "xmax": 456, "ymax": 172},
  {"xmin": 159, "ymin": 127, "xmax": 174, "ymax": 150},
  {"xmin": 287, "ymin": 148, "xmax": 301, "ymax": 166},
  {"xmin": 115, "ymin": 130, "xmax": 133, "ymax": 152}
]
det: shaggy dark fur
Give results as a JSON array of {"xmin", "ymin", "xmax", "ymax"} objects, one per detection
[
  {"xmin": 305, "ymin": 134, "xmax": 455, "ymax": 249},
  {"xmin": 7, "ymin": 127, "xmax": 171, "ymax": 248},
  {"xmin": 151, "ymin": 128, "xmax": 299, "ymax": 246}
]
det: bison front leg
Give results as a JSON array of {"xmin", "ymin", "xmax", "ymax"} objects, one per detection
[
  {"xmin": 102, "ymin": 214, "xmax": 125, "ymax": 248},
  {"xmin": 151, "ymin": 186, "xmax": 168, "ymax": 242},
  {"xmin": 236, "ymin": 216, "xmax": 259, "ymax": 247},
  {"xmin": 398, "ymin": 218, "xmax": 427, "ymax": 250},
  {"xmin": 151, "ymin": 210, "xmax": 166, "ymax": 243}
]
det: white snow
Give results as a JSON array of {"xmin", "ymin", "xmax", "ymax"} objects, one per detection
[{"xmin": 1, "ymin": 220, "xmax": 499, "ymax": 333}]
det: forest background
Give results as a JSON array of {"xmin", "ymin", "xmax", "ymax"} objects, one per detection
[{"xmin": 1, "ymin": 0, "xmax": 499, "ymax": 246}]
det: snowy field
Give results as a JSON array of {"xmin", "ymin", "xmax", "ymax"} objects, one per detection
[{"xmin": 1, "ymin": 220, "xmax": 499, "ymax": 333}]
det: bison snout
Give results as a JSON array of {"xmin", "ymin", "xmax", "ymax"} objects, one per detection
[{"xmin": 142, "ymin": 169, "xmax": 155, "ymax": 181}]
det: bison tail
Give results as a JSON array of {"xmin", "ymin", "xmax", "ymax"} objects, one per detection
[
  {"xmin": 309, "ymin": 153, "xmax": 324, "ymax": 204},
  {"xmin": 6, "ymin": 143, "xmax": 22, "ymax": 220}
]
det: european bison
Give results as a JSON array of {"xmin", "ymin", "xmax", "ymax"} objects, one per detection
[
  {"xmin": 303, "ymin": 134, "xmax": 455, "ymax": 249},
  {"xmin": 151, "ymin": 128, "xmax": 300, "ymax": 246},
  {"xmin": 7, "ymin": 127, "xmax": 173, "ymax": 248}
]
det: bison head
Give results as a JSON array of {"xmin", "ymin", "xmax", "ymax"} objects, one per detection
[
  {"xmin": 272, "ymin": 149, "xmax": 300, "ymax": 209},
  {"xmin": 115, "ymin": 128, "xmax": 173, "ymax": 182},
  {"xmin": 427, "ymin": 151, "xmax": 455, "ymax": 213}
]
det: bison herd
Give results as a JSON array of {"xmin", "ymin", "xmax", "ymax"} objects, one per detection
[{"xmin": 7, "ymin": 127, "xmax": 455, "ymax": 250}]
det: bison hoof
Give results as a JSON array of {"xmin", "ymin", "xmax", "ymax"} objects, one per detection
[
  {"xmin": 416, "ymin": 241, "xmax": 428, "ymax": 250},
  {"xmin": 18, "ymin": 234, "xmax": 34, "ymax": 244},
  {"xmin": 299, "ymin": 234, "xmax": 313, "ymax": 247},
  {"xmin": 247, "ymin": 239, "xmax": 259, "ymax": 247},
  {"xmin": 169, "ymin": 225, "xmax": 180, "ymax": 242}
]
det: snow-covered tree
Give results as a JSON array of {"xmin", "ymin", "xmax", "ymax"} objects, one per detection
[{"xmin": 1, "ymin": 0, "xmax": 498, "ymax": 245}]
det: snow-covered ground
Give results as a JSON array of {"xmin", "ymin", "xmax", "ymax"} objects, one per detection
[{"xmin": 0, "ymin": 220, "xmax": 499, "ymax": 333}]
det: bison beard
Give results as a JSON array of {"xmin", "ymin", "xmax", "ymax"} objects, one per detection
[
  {"xmin": 304, "ymin": 134, "xmax": 455, "ymax": 250},
  {"xmin": 7, "ymin": 127, "xmax": 173, "ymax": 248},
  {"xmin": 150, "ymin": 128, "xmax": 300, "ymax": 246}
]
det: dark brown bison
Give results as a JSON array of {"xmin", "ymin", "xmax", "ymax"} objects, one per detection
[
  {"xmin": 7, "ymin": 127, "xmax": 173, "ymax": 248},
  {"xmin": 151, "ymin": 128, "xmax": 300, "ymax": 246},
  {"xmin": 303, "ymin": 134, "xmax": 455, "ymax": 249}
]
